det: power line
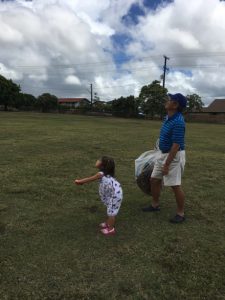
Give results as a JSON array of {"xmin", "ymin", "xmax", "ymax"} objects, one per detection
[
  {"xmin": 11, "ymin": 63, "xmax": 225, "ymax": 74},
  {"xmin": 21, "ymin": 81, "xmax": 146, "ymax": 91},
  {"xmin": 9, "ymin": 51, "xmax": 225, "ymax": 69},
  {"xmin": 18, "ymin": 61, "xmax": 225, "ymax": 90},
  {"xmin": 94, "ymin": 83, "xmax": 143, "ymax": 90},
  {"xmin": 14, "ymin": 63, "xmax": 225, "ymax": 79}
]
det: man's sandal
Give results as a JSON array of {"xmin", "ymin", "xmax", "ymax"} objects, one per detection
[
  {"xmin": 142, "ymin": 205, "xmax": 160, "ymax": 212},
  {"xmin": 170, "ymin": 214, "xmax": 185, "ymax": 223}
]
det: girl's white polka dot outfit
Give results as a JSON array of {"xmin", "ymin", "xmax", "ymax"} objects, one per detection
[{"xmin": 98, "ymin": 172, "xmax": 123, "ymax": 217}]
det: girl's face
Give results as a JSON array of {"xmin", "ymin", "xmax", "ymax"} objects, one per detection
[{"xmin": 95, "ymin": 159, "xmax": 102, "ymax": 169}]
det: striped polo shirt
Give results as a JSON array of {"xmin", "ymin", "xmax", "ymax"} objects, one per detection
[{"xmin": 159, "ymin": 112, "xmax": 185, "ymax": 153}]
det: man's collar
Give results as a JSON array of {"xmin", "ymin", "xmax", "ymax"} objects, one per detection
[{"xmin": 166, "ymin": 112, "xmax": 180, "ymax": 120}]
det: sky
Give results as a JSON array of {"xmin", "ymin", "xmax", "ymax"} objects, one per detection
[{"xmin": 0, "ymin": 0, "xmax": 225, "ymax": 105}]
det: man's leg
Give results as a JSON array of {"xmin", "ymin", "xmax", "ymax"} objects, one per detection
[
  {"xmin": 171, "ymin": 185, "xmax": 185, "ymax": 222},
  {"xmin": 171, "ymin": 185, "xmax": 185, "ymax": 216},
  {"xmin": 151, "ymin": 178, "xmax": 162, "ymax": 207},
  {"xmin": 142, "ymin": 177, "xmax": 162, "ymax": 212},
  {"xmin": 142, "ymin": 155, "xmax": 163, "ymax": 212}
]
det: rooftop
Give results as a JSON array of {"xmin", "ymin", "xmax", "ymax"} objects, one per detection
[
  {"xmin": 58, "ymin": 98, "xmax": 90, "ymax": 103},
  {"xmin": 203, "ymin": 99, "xmax": 225, "ymax": 113}
]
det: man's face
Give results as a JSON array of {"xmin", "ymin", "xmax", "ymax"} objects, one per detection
[{"xmin": 165, "ymin": 97, "xmax": 178, "ymax": 112}]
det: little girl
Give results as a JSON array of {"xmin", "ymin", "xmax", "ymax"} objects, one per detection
[{"xmin": 75, "ymin": 156, "xmax": 123, "ymax": 236}]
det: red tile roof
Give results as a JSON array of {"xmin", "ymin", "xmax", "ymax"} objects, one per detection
[{"xmin": 58, "ymin": 98, "xmax": 89, "ymax": 103}]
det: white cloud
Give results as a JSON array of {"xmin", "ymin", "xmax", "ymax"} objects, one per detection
[
  {"xmin": 94, "ymin": 74, "xmax": 142, "ymax": 101},
  {"xmin": 0, "ymin": 0, "xmax": 225, "ymax": 104},
  {"xmin": 166, "ymin": 71, "xmax": 196, "ymax": 95},
  {"xmin": 28, "ymin": 73, "xmax": 48, "ymax": 82},
  {"xmin": 124, "ymin": 0, "xmax": 225, "ymax": 104},
  {"xmin": 65, "ymin": 75, "xmax": 81, "ymax": 85},
  {"xmin": 77, "ymin": 12, "xmax": 115, "ymax": 37},
  {"xmin": 0, "ymin": 0, "xmax": 117, "ymax": 97},
  {"xmin": 0, "ymin": 63, "xmax": 23, "ymax": 80},
  {"xmin": 0, "ymin": 22, "xmax": 23, "ymax": 44}
]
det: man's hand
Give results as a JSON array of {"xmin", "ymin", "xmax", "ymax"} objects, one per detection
[{"xmin": 162, "ymin": 164, "xmax": 169, "ymax": 176}]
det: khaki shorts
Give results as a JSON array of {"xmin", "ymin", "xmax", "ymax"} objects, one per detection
[{"xmin": 151, "ymin": 150, "xmax": 186, "ymax": 186}]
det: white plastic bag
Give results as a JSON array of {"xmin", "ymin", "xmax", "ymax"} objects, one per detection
[
  {"xmin": 135, "ymin": 149, "xmax": 160, "ymax": 178},
  {"xmin": 135, "ymin": 139, "xmax": 161, "ymax": 178}
]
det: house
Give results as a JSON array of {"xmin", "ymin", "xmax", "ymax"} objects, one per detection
[
  {"xmin": 202, "ymin": 99, "xmax": 225, "ymax": 114},
  {"xmin": 186, "ymin": 99, "xmax": 225, "ymax": 123},
  {"xmin": 58, "ymin": 98, "xmax": 90, "ymax": 109},
  {"xmin": 93, "ymin": 100, "xmax": 107, "ymax": 106}
]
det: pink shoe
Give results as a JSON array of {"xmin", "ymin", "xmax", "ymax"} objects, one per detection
[
  {"xmin": 101, "ymin": 227, "xmax": 116, "ymax": 236},
  {"xmin": 99, "ymin": 222, "xmax": 108, "ymax": 229}
]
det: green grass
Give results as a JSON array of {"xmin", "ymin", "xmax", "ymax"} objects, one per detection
[{"xmin": 0, "ymin": 112, "xmax": 225, "ymax": 300}]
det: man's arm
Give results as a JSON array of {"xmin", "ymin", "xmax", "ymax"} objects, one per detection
[
  {"xmin": 163, "ymin": 120, "xmax": 185, "ymax": 176},
  {"xmin": 163, "ymin": 143, "xmax": 180, "ymax": 175},
  {"xmin": 75, "ymin": 172, "xmax": 103, "ymax": 185}
]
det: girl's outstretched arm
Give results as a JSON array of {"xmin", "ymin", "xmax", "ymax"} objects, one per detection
[{"xmin": 75, "ymin": 172, "xmax": 103, "ymax": 185}]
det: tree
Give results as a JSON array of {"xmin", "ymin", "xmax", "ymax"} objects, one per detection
[
  {"xmin": 112, "ymin": 95, "xmax": 139, "ymax": 117},
  {"xmin": 186, "ymin": 94, "xmax": 204, "ymax": 112},
  {"xmin": 93, "ymin": 100, "xmax": 106, "ymax": 112},
  {"xmin": 0, "ymin": 74, "xmax": 21, "ymax": 111},
  {"xmin": 14, "ymin": 93, "xmax": 37, "ymax": 110},
  {"xmin": 104, "ymin": 102, "xmax": 113, "ymax": 113},
  {"xmin": 139, "ymin": 80, "xmax": 167, "ymax": 119},
  {"xmin": 93, "ymin": 92, "xmax": 100, "ymax": 102},
  {"xmin": 78, "ymin": 100, "xmax": 91, "ymax": 112},
  {"xmin": 37, "ymin": 93, "xmax": 58, "ymax": 112}
]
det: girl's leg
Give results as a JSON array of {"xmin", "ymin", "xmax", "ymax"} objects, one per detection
[
  {"xmin": 106, "ymin": 216, "xmax": 115, "ymax": 229},
  {"xmin": 105, "ymin": 197, "xmax": 122, "ymax": 229}
]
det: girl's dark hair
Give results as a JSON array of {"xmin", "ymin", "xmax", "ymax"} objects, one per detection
[{"xmin": 100, "ymin": 156, "xmax": 115, "ymax": 177}]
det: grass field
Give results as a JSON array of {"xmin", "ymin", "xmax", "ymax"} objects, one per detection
[{"xmin": 0, "ymin": 112, "xmax": 225, "ymax": 300}]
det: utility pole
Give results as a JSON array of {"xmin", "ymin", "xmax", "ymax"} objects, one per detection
[
  {"xmin": 162, "ymin": 55, "xmax": 170, "ymax": 88},
  {"xmin": 90, "ymin": 83, "xmax": 93, "ymax": 109}
]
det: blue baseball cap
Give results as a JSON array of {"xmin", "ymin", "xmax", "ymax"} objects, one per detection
[{"xmin": 168, "ymin": 93, "xmax": 187, "ymax": 108}]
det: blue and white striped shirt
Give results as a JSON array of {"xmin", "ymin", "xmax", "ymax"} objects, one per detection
[{"xmin": 159, "ymin": 112, "xmax": 185, "ymax": 153}]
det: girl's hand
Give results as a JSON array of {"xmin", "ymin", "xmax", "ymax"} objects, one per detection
[
  {"xmin": 74, "ymin": 173, "xmax": 102, "ymax": 185},
  {"xmin": 75, "ymin": 179, "xmax": 84, "ymax": 185}
]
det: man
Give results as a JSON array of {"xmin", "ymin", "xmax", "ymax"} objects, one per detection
[{"xmin": 142, "ymin": 93, "xmax": 187, "ymax": 224}]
